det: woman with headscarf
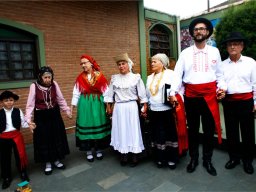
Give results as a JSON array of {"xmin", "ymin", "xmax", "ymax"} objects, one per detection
[
  {"xmin": 146, "ymin": 53, "xmax": 180, "ymax": 169},
  {"xmin": 26, "ymin": 66, "xmax": 71, "ymax": 175},
  {"xmin": 104, "ymin": 53, "xmax": 148, "ymax": 167},
  {"xmin": 71, "ymin": 54, "xmax": 110, "ymax": 162}
]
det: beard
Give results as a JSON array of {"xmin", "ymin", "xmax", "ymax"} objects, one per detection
[{"xmin": 193, "ymin": 34, "xmax": 208, "ymax": 43}]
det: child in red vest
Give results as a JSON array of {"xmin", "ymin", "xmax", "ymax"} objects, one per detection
[{"xmin": 0, "ymin": 91, "xmax": 35, "ymax": 189}]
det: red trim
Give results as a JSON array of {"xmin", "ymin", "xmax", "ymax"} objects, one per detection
[
  {"xmin": 225, "ymin": 92, "xmax": 253, "ymax": 101},
  {"xmin": 0, "ymin": 130, "xmax": 28, "ymax": 169},
  {"xmin": 174, "ymin": 94, "xmax": 188, "ymax": 155},
  {"xmin": 185, "ymin": 81, "xmax": 222, "ymax": 144}
]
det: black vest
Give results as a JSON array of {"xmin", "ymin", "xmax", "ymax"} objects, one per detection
[{"xmin": 0, "ymin": 108, "xmax": 21, "ymax": 133}]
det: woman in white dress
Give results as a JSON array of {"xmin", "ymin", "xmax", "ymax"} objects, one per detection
[{"xmin": 104, "ymin": 53, "xmax": 148, "ymax": 167}]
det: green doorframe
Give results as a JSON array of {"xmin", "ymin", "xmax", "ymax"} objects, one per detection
[{"xmin": 138, "ymin": 1, "xmax": 147, "ymax": 83}]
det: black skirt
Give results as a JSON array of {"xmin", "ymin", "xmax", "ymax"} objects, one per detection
[{"xmin": 33, "ymin": 106, "xmax": 70, "ymax": 163}]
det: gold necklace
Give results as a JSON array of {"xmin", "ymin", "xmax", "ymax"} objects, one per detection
[{"xmin": 149, "ymin": 70, "xmax": 164, "ymax": 96}]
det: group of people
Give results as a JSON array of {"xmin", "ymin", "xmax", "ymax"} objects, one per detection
[{"xmin": 0, "ymin": 17, "xmax": 255, "ymax": 190}]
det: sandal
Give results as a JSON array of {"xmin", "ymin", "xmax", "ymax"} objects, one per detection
[
  {"xmin": 54, "ymin": 160, "xmax": 66, "ymax": 169},
  {"xmin": 44, "ymin": 162, "xmax": 52, "ymax": 175}
]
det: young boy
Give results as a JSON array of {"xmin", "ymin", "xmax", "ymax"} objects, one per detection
[{"xmin": 0, "ymin": 90, "xmax": 34, "ymax": 189}]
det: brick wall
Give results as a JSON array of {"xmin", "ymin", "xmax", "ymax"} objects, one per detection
[{"xmin": 0, "ymin": 1, "xmax": 141, "ymax": 143}]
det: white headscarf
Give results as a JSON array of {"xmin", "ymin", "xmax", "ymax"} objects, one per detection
[{"xmin": 152, "ymin": 53, "xmax": 169, "ymax": 69}]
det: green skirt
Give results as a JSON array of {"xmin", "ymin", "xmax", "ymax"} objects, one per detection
[{"xmin": 76, "ymin": 94, "xmax": 111, "ymax": 150}]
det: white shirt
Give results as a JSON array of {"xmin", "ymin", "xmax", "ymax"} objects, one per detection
[
  {"xmin": 146, "ymin": 69, "xmax": 177, "ymax": 111},
  {"xmin": 220, "ymin": 55, "xmax": 256, "ymax": 105},
  {"xmin": 173, "ymin": 45, "xmax": 226, "ymax": 93},
  {"xmin": 104, "ymin": 72, "xmax": 148, "ymax": 103},
  {"xmin": 3, "ymin": 107, "xmax": 28, "ymax": 133}
]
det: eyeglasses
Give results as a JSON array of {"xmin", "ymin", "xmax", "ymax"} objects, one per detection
[
  {"xmin": 193, "ymin": 27, "xmax": 207, "ymax": 32},
  {"xmin": 80, "ymin": 61, "xmax": 91, "ymax": 65}
]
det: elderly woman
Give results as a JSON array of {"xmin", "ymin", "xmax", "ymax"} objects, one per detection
[
  {"xmin": 71, "ymin": 54, "xmax": 111, "ymax": 162},
  {"xmin": 104, "ymin": 53, "xmax": 148, "ymax": 167},
  {"xmin": 26, "ymin": 66, "xmax": 71, "ymax": 175},
  {"xmin": 146, "ymin": 53, "xmax": 179, "ymax": 169}
]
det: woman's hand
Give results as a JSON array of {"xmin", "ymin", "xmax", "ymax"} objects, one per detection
[
  {"xmin": 168, "ymin": 95, "xmax": 178, "ymax": 108},
  {"xmin": 106, "ymin": 103, "xmax": 113, "ymax": 116},
  {"xmin": 29, "ymin": 122, "xmax": 36, "ymax": 133},
  {"xmin": 141, "ymin": 103, "xmax": 148, "ymax": 118}
]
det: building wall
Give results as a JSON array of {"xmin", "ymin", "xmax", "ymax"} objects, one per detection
[
  {"xmin": 145, "ymin": 10, "xmax": 178, "ymax": 74},
  {"xmin": 0, "ymin": 1, "xmax": 141, "ymax": 143}
]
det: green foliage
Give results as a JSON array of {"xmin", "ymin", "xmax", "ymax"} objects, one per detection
[{"xmin": 215, "ymin": 0, "xmax": 256, "ymax": 60}]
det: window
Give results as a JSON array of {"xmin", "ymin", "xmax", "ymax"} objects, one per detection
[
  {"xmin": 0, "ymin": 24, "xmax": 39, "ymax": 83},
  {"xmin": 150, "ymin": 25, "xmax": 171, "ymax": 57}
]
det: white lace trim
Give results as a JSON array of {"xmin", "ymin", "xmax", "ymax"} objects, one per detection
[{"xmin": 112, "ymin": 73, "xmax": 141, "ymax": 89}]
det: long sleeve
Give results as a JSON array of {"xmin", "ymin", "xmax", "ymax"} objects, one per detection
[
  {"xmin": 137, "ymin": 78, "xmax": 148, "ymax": 103},
  {"xmin": 25, "ymin": 83, "xmax": 36, "ymax": 123},
  {"xmin": 54, "ymin": 81, "xmax": 71, "ymax": 115},
  {"xmin": 103, "ymin": 75, "xmax": 115, "ymax": 103},
  {"xmin": 71, "ymin": 84, "xmax": 81, "ymax": 106},
  {"xmin": 20, "ymin": 109, "xmax": 29, "ymax": 128}
]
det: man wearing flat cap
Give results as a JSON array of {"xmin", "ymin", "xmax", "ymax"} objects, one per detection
[
  {"xmin": 169, "ymin": 18, "xmax": 226, "ymax": 176},
  {"xmin": 219, "ymin": 32, "xmax": 256, "ymax": 174}
]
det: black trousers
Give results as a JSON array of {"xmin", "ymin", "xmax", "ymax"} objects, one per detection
[
  {"xmin": 0, "ymin": 138, "xmax": 24, "ymax": 179},
  {"xmin": 222, "ymin": 98, "xmax": 255, "ymax": 163},
  {"xmin": 184, "ymin": 96, "xmax": 215, "ymax": 162}
]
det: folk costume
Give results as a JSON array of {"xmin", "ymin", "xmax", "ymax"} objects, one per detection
[
  {"xmin": 71, "ymin": 54, "xmax": 110, "ymax": 161},
  {"xmin": 0, "ymin": 91, "xmax": 29, "ymax": 189},
  {"xmin": 104, "ymin": 53, "xmax": 148, "ymax": 166},
  {"xmin": 221, "ymin": 32, "xmax": 256, "ymax": 174},
  {"xmin": 173, "ymin": 18, "xmax": 225, "ymax": 176},
  {"xmin": 26, "ymin": 67, "xmax": 70, "ymax": 170},
  {"xmin": 146, "ymin": 53, "xmax": 181, "ymax": 169}
]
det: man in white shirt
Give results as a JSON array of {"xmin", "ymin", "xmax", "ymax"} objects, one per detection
[
  {"xmin": 220, "ymin": 32, "xmax": 256, "ymax": 174},
  {"xmin": 170, "ymin": 18, "xmax": 225, "ymax": 176}
]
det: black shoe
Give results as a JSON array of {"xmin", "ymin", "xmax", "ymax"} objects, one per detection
[
  {"xmin": 187, "ymin": 159, "xmax": 198, "ymax": 173},
  {"xmin": 156, "ymin": 161, "xmax": 164, "ymax": 168},
  {"xmin": 120, "ymin": 154, "xmax": 128, "ymax": 166},
  {"xmin": 130, "ymin": 154, "xmax": 138, "ymax": 167},
  {"xmin": 54, "ymin": 162, "xmax": 66, "ymax": 170},
  {"xmin": 203, "ymin": 161, "xmax": 217, "ymax": 176},
  {"xmin": 168, "ymin": 162, "xmax": 176, "ymax": 170},
  {"xmin": 96, "ymin": 152, "xmax": 104, "ymax": 160},
  {"xmin": 86, "ymin": 155, "xmax": 94, "ymax": 163},
  {"xmin": 2, "ymin": 178, "xmax": 12, "ymax": 189},
  {"xmin": 243, "ymin": 162, "xmax": 254, "ymax": 174},
  {"xmin": 225, "ymin": 160, "xmax": 240, "ymax": 169},
  {"xmin": 20, "ymin": 171, "xmax": 30, "ymax": 181}
]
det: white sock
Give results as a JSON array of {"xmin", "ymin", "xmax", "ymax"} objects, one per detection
[
  {"xmin": 45, "ymin": 162, "xmax": 52, "ymax": 171},
  {"xmin": 168, "ymin": 161, "xmax": 175, "ymax": 166},
  {"xmin": 54, "ymin": 160, "xmax": 63, "ymax": 168}
]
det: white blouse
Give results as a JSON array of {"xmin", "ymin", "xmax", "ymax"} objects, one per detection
[
  {"xmin": 103, "ymin": 72, "xmax": 148, "ymax": 103},
  {"xmin": 146, "ymin": 69, "xmax": 177, "ymax": 111}
]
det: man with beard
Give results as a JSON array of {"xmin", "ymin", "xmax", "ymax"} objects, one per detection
[{"xmin": 169, "ymin": 18, "xmax": 226, "ymax": 176}]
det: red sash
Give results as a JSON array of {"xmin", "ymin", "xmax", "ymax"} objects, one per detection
[
  {"xmin": 185, "ymin": 81, "xmax": 222, "ymax": 144},
  {"xmin": 174, "ymin": 94, "xmax": 188, "ymax": 155},
  {"xmin": 225, "ymin": 92, "xmax": 253, "ymax": 101},
  {"xmin": 0, "ymin": 130, "xmax": 28, "ymax": 169}
]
